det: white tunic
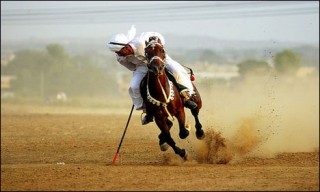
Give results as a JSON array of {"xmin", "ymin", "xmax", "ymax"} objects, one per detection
[
  {"xmin": 116, "ymin": 53, "xmax": 148, "ymax": 110},
  {"xmin": 132, "ymin": 32, "xmax": 194, "ymax": 93},
  {"xmin": 114, "ymin": 32, "xmax": 194, "ymax": 110}
]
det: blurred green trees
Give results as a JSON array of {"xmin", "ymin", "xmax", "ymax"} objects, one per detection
[
  {"xmin": 237, "ymin": 59, "xmax": 271, "ymax": 77},
  {"xmin": 274, "ymin": 49, "xmax": 301, "ymax": 75},
  {"xmin": 237, "ymin": 49, "xmax": 302, "ymax": 77},
  {"xmin": 4, "ymin": 44, "xmax": 113, "ymax": 98}
]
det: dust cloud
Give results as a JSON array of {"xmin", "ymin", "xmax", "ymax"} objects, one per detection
[{"xmin": 174, "ymin": 73, "xmax": 319, "ymax": 164}]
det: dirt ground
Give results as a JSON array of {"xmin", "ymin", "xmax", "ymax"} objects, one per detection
[{"xmin": 1, "ymin": 102, "xmax": 319, "ymax": 191}]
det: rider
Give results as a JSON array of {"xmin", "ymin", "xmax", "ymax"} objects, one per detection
[{"xmin": 107, "ymin": 25, "xmax": 197, "ymax": 125}]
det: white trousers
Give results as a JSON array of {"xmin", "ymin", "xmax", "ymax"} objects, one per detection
[
  {"xmin": 165, "ymin": 56, "xmax": 194, "ymax": 94},
  {"xmin": 128, "ymin": 66, "xmax": 148, "ymax": 110},
  {"xmin": 128, "ymin": 57, "xmax": 194, "ymax": 110}
]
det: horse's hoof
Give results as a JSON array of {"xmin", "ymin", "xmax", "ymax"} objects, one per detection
[
  {"xmin": 179, "ymin": 149, "xmax": 189, "ymax": 161},
  {"xmin": 179, "ymin": 130, "xmax": 189, "ymax": 139},
  {"xmin": 160, "ymin": 143, "xmax": 169, "ymax": 151},
  {"xmin": 178, "ymin": 149, "xmax": 186, "ymax": 159},
  {"xmin": 185, "ymin": 124, "xmax": 191, "ymax": 131},
  {"xmin": 183, "ymin": 151, "xmax": 189, "ymax": 161},
  {"xmin": 196, "ymin": 130, "xmax": 205, "ymax": 140}
]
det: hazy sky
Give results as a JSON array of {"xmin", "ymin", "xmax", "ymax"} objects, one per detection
[{"xmin": 1, "ymin": 1, "xmax": 319, "ymax": 44}]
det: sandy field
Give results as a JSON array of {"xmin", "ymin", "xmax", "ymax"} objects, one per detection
[{"xmin": 1, "ymin": 75, "xmax": 319, "ymax": 191}]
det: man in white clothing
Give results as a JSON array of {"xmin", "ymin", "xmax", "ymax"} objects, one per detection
[{"xmin": 107, "ymin": 26, "xmax": 197, "ymax": 125}]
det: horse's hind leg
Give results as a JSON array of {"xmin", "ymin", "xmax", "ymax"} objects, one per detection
[{"xmin": 191, "ymin": 108, "xmax": 205, "ymax": 140}]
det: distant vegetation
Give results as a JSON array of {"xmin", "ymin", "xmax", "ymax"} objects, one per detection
[
  {"xmin": 1, "ymin": 39, "xmax": 318, "ymax": 102},
  {"xmin": 274, "ymin": 49, "xmax": 301, "ymax": 75},
  {"xmin": 237, "ymin": 49, "xmax": 303, "ymax": 77},
  {"xmin": 238, "ymin": 60, "xmax": 271, "ymax": 77},
  {"xmin": 2, "ymin": 44, "xmax": 117, "ymax": 99}
]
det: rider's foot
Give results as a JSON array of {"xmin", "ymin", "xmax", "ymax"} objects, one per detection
[
  {"xmin": 142, "ymin": 115, "xmax": 153, "ymax": 125},
  {"xmin": 180, "ymin": 90, "xmax": 197, "ymax": 110},
  {"xmin": 184, "ymin": 99, "xmax": 197, "ymax": 109}
]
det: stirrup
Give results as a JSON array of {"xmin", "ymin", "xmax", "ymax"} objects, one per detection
[{"xmin": 141, "ymin": 112, "xmax": 153, "ymax": 125}]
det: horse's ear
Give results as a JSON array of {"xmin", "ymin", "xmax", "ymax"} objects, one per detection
[
  {"xmin": 145, "ymin": 40, "xmax": 148, "ymax": 46},
  {"xmin": 157, "ymin": 38, "xmax": 162, "ymax": 44}
]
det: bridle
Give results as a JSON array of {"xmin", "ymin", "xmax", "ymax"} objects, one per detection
[
  {"xmin": 145, "ymin": 37, "xmax": 166, "ymax": 73},
  {"xmin": 144, "ymin": 36, "xmax": 174, "ymax": 121}
]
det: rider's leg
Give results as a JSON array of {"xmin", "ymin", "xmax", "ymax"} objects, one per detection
[
  {"xmin": 179, "ymin": 89, "xmax": 198, "ymax": 109},
  {"xmin": 141, "ymin": 103, "xmax": 153, "ymax": 125},
  {"xmin": 165, "ymin": 68, "xmax": 198, "ymax": 110},
  {"xmin": 129, "ymin": 69, "xmax": 145, "ymax": 110},
  {"xmin": 129, "ymin": 67, "xmax": 153, "ymax": 125}
]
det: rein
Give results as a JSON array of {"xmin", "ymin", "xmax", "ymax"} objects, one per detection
[
  {"xmin": 145, "ymin": 36, "xmax": 174, "ymax": 121},
  {"xmin": 146, "ymin": 73, "xmax": 175, "ymax": 121}
]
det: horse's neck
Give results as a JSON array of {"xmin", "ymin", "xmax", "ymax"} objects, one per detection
[{"xmin": 147, "ymin": 72, "xmax": 171, "ymax": 101}]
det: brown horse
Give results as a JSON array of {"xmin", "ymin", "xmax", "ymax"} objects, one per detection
[{"xmin": 140, "ymin": 36, "xmax": 204, "ymax": 159}]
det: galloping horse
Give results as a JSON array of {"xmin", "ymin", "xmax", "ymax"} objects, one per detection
[{"xmin": 140, "ymin": 36, "xmax": 204, "ymax": 159}]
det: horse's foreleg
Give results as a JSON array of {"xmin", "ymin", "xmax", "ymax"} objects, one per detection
[
  {"xmin": 176, "ymin": 111, "xmax": 189, "ymax": 139},
  {"xmin": 166, "ymin": 119, "xmax": 173, "ymax": 129},
  {"xmin": 157, "ymin": 118, "xmax": 173, "ymax": 151},
  {"xmin": 156, "ymin": 119, "xmax": 186, "ymax": 159},
  {"xmin": 163, "ymin": 130, "xmax": 186, "ymax": 158},
  {"xmin": 158, "ymin": 132, "xmax": 169, "ymax": 151},
  {"xmin": 191, "ymin": 108, "xmax": 205, "ymax": 140}
]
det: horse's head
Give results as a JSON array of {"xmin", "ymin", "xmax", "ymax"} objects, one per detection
[{"xmin": 145, "ymin": 36, "xmax": 166, "ymax": 75}]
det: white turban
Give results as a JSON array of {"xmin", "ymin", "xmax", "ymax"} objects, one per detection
[
  {"xmin": 138, "ymin": 32, "xmax": 165, "ymax": 46},
  {"xmin": 107, "ymin": 25, "xmax": 136, "ymax": 52},
  {"xmin": 125, "ymin": 32, "xmax": 166, "ymax": 57}
]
